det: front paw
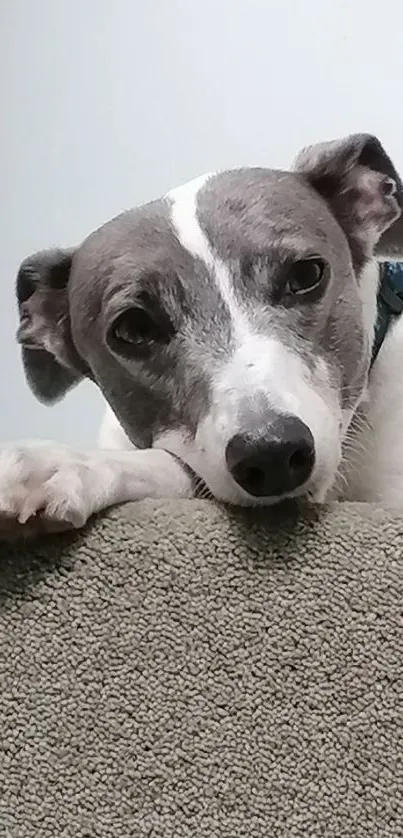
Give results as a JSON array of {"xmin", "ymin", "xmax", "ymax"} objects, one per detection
[{"xmin": 0, "ymin": 443, "xmax": 93, "ymax": 540}]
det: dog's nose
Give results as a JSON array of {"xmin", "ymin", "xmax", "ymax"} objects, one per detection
[{"xmin": 225, "ymin": 417, "xmax": 315, "ymax": 498}]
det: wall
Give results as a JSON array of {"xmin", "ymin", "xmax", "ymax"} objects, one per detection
[{"xmin": 2, "ymin": 0, "xmax": 403, "ymax": 444}]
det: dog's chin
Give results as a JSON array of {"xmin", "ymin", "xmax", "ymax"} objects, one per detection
[
  {"xmin": 197, "ymin": 475, "xmax": 320, "ymax": 508},
  {"xmin": 198, "ymin": 462, "xmax": 339, "ymax": 508},
  {"xmin": 160, "ymin": 438, "xmax": 340, "ymax": 507}
]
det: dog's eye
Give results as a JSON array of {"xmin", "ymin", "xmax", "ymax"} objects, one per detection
[
  {"xmin": 287, "ymin": 259, "xmax": 326, "ymax": 296},
  {"xmin": 111, "ymin": 307, "xmax": 171, "ymax": 350}
]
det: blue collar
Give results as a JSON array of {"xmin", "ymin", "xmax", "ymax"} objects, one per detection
[{"xmin": 371, "ymin": 261, "xmax": 403, "ymax": 367}]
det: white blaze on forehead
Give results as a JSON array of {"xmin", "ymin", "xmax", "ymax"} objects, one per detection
[
  {"xmin": 167, "ymin": 174, "xmax": 214, "ymax": 258},
  {"xmin": 167, "ymin": 174, "xmax": 250, "ymax": 340},
  {"xmin": 160, "ymin": 176, "xmax": 342, "ymax": 504}
]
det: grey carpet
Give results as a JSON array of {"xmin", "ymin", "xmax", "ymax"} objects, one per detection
[{"xmin": 1, "ymin": 499, "xmax": 403, "ymax": 837}]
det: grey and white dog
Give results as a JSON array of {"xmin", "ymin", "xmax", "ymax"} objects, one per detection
[{"xmin": 2, "ymin": 133, "xmax": 403, "ymax": 536}]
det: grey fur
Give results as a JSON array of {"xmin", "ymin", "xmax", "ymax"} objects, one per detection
[
  {"xmin": 197, "ymin": 167, "xmax": 368, "ymax": 416},
  {"xmin": 15, "ymin": 133, "xmax": 403, "ymax": 496},
  {"xmin": 68, "ymin": 202, "xmax": 229, "ymax": 447},
  {"xmin": 16, "ymin": 248, "xmax": 86, "ymax": 402}
]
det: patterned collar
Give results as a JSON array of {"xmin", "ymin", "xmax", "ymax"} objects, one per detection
[{"xmin": 371, "ymin": 261, "xmax": 403, "ymax": 367}]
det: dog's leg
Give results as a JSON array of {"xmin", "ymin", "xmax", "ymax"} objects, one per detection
[{"xmin": 0, "ymin": 442, "xmax": 194, "ymax": 539}]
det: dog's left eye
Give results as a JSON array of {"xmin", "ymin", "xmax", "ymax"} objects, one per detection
[
  {"xmin": 113, "ymin": 309, "xmax": 160, "ymax": 344},
  {"xmin": 109, "ymin": 305, "xmax": 173, "ymax": 354},
  {"xmin": 287, "ymin": 259, "xmax": 326, "ymax": 296}
]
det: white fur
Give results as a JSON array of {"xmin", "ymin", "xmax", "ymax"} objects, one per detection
[
  {"xmin": 167, "ymin": 174, "xmax": 214, "ymax": 260},
  {"xmin": 1, "ymin": 175, "xmax": 402, "ymax": 538},
  {"xmin": 164, "ymin": 175, "xmax": 341, "ymax": 503},
  {"xmin": 155, "ymin": 335, "xmax": 339, "ymax": 505},
  {"xmin": 339, "ymin": 310, "xmax": 403, "ymax": 504},
  {"xmin": 339, "ymin": 260, "xmax": 380, "ymax": 434},
  {"xmin": 96, "ymin": 254, "xmax": 403, "ymax": 507},
  {"xmin": 0, "ymin": 441, "xmax": 193, "ymax": 536},
  {"xmin": 168, "ymin": 174, "xmax": 251, "ymax": 342}
]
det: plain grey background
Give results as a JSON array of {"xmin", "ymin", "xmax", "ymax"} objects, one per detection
[{"xmin": 2, "ymin": 0, "xmax": 403, "ymax": 445}]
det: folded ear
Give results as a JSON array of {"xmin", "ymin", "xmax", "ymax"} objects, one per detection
[
  {"xmin": 16, "ymin": 247, "xmax": 87, "ymax": 404},
  {"xmin": 293, "ymin": 133, "xmax": 403, "ymax": 268}
]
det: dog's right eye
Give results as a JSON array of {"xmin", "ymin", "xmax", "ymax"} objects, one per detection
[
  {"xmin": 109, "ymin": 306, "xmax": 173, "ymax": 353},
  {"xmin": 287, "ymin": 258, "xmax": 326, "ymax": 296}
]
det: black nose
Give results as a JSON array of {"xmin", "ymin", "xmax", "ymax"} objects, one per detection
[{"xmin": 225, "ymin": 416, "xmax": 315, "ymax": 498}]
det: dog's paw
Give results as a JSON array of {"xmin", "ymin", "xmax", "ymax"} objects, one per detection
[{"xmin": 0, "ymin": 442, "xmax": 96, "ymax": 540}]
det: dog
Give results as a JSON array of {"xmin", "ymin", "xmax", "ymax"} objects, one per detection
[{"xmin": 1, "ymin": 132, "xmax": 403, "ymax": 537}]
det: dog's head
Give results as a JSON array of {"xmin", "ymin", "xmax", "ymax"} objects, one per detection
[{"xmin": 16, "ymin": 134, "xmax": 403, "ymax": 504}]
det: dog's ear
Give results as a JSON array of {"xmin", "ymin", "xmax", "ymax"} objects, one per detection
[
  {"xmin": 16, "ymin": 248, "xmax": 87, "ymax": 404},
  {"xmin": 293, "ymin": 134, "xmax": 403, "ymax": 267}
]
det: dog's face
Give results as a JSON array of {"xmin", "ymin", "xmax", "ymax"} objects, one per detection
[{"xmin": 16, "ymin": 134, "xmax": 403, "ymax": 505}]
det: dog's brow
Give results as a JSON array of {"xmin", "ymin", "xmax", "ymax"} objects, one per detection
[{"xmin": 168, "ymin": 175, "xmax": 254, "ymax": 343}]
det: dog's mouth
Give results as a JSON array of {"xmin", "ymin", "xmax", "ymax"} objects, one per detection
[
  {"xmin": 174, "ymin": 455, "xmax": 322, "ymax": 507},
  {"xmin": 162, "ymin": 450, "xmax": 216, "ymax": 502},
  {"xmin": 162, "ymin": 427, "xmax": 339, "ymax": 506}
]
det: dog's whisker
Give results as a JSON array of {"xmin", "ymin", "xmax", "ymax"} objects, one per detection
[{"xmin": 6, "ymin": 132, "xmax": 403, "ymax": 529}]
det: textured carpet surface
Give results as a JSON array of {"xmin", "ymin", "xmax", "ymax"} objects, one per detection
[{"xmin": 1, "ymin": 499, "xmax": 403, "ymax": 837}]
